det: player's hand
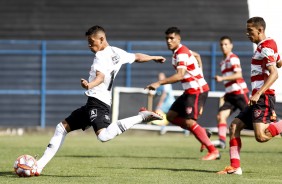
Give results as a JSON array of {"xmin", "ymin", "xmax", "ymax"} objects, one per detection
[
  {"xmin": 153, "ymin": 56, "xmax": 166, "ymax": 63},
  {"xmin": 81, "ymin": 78, "xmax": 89, "ymax": 89},
  {"xmin": 145, "ymin": 82, "xmax": 160, "ymax": 91},
  {"xmin": 248, "ymin": 92, "xmax": 260, "ymax": 106},
  {"xmin": 214, "ymin": 75, "xmax": 223, "ymax": 82},
  {"xmin": 276, "ymin": 60, "xmax": 282, "ymax": 68}
]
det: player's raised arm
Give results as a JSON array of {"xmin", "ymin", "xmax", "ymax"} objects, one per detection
[{"xmin": 134, "ymin": 53, "xmax": 166, "ymax": 63}]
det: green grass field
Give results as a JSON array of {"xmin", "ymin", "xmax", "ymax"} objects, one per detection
[{"xmin": 1, "ymin": 129, "xmax": 282, "ymax": 184}]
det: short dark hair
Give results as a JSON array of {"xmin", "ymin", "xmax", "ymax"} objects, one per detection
[
  {"xmin": 85, "ymin": 25, "xmax": 105, "ymax": 36},
  {"xmin": 165, "ymin": 27, "xmax": 181, "ymax": 35},
  {"xmin": 220, "ymin": 36, "xmax": 232, "ymax": 43},
  {"xmin": 247, "ymin": 17, "xmax": 266, "ymax": 30}
]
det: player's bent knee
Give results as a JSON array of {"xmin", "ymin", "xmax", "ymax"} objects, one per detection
[
  {"xmin": 166, "ymin": 115, "xmax": 174, "ymax": 123},
  {"xmin": 97, "ymin": 129, "xmax": 113, "ymax": 142}
]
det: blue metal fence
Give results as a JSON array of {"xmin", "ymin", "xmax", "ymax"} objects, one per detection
[{"xmin": 0, "ymin": 40, "xmax": 253, "ymax": 128}]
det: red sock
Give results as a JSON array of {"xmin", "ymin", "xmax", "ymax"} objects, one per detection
[
  {"xmin": 218, "ymin": 123, "xmax": 227, "ymax": 142},
  {"xmin": 230, "ymin": 137, "xmax": 241, "ymax": 168},
  {"xmin": 190, "ymin": 124, "xmax": 216, "ymax": 152},
  {"xmin": 267, "ymin": 121, "xmax": 282, "ymax": 136}
]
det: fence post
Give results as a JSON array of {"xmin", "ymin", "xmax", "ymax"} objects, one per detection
[
  {"xmin": 125, "ymin": 41, "xmax": 132, "ymax": 87},
  {"xmin": 40, "ymin": 41, "xmax": 47, "ymax": 128},
  {"xmin": 211, "ymin": 42, "xmax": 217, "ymax": 91}
]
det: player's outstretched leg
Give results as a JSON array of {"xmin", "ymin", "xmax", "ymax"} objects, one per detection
[
  {"xmin": 200, "ymin": 129, "xmax": 212, "ymax": 152},
  {"xmin": 97, "ymin": 107, "xmax": 162, "ymax": 142},
  {"xmin": 35, "ymin": 122, "xmax": 67, "ymax": 176},
  {"xmin": 189, "ymin": 124, "xmax": 220, "ymax": 160},
  {"xmin": 217, "ymin": 137, "xmax": 242, "ymax": 175},
  {"xmin": 138, "ymin": 107, "xmax": 163, "ymax": 122}
]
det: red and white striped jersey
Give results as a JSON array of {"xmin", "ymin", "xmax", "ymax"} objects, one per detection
[
  {"xmin": 251, "ymin": 38, "xmax": 280, "ymax": 96},
  {"xmin": 220, "ymin": 53, "xmax": 249, "ymax": 94},
  {"xmin": 172, "ymin": 44, "xmax": 209, "ymax": 94}
]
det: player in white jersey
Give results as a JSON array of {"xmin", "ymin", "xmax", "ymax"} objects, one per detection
[
  {"xmin": 145, "ymin": 27, "xmax": 220, "ymax": 160},
  {"xmin": 211, "ymin": 36, "xmax": 249, "ymax": 149},
  {"xmin": 218, "ymin": 17, "xmax": 282, "ymax": 175},
  {"xmin": 34, "ymin": 25, "xmax": 165, "ymax": 175}
]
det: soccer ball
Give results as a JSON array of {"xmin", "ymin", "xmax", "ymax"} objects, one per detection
[{"xmin": 14, "ymin": 155, "xmax": 37, "ymax": 177}]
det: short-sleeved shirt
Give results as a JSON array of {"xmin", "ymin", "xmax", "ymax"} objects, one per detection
[
  {"xmin": 220, "ymin": 53, "xmax": 249, "ymax": 94},
  {"xmin": 85, "ymin": 46, "xmax": 135, "ymax": 106},
  {"xmin": 251, "ymin": 38, "xmax": 280, "ymax": 96},
  {"xmin": 172, "ymin": 44, "xmax": 209, "ymax": 94}
]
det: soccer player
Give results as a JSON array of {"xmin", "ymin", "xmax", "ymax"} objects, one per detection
[
  {"xmin": 35, "ymin": 25, "xmax": 165, "ymax": 175},
  {"xmin": 145, "ymin": 27, "xmax": 220, "ymax": 160},
  {"xmin": 211, "ymin": 36, "xmax": 249, "ymax": 149},
  {"xmin": 217, "ymin": 17, "xmax": 282, "ymax": 175}
]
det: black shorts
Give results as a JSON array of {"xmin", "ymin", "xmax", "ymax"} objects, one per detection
[
  {"xmin": 170, "ymin": 91, "xmax": 208, "ymax": 120},
  {"xmin": 235, "ymin": 94, "xmax": 276, "ymax": 130},
  {"xmin": 219, "ymin": 93, "xmax": 249, "ymax": 114},
  {"xmin": 65, "ymin": 97, "xmax": 111, "ymax": 132}
]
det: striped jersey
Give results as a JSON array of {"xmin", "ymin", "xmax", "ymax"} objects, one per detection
[
  {"xmin": 172, "ymin": 44, "xmax": 209, "ymax": 94},
  {"xmin": 251, "ymin": 38, "xmax": 280, "ymax": 96},
  {"xmin": 220, "ymin": 53, "xmax": 249, "ymax": 94}
]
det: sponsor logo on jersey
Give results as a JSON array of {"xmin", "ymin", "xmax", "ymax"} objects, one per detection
[{"xmin": 89, "ymin": 109, "xmax": 97, "ymax": 122}]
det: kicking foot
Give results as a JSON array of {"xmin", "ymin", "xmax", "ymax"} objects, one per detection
[
  {"xmin": 200, "ymin": 129, "xmax": 212, "ymax": 152},
  {"xmin": 217, "ymin": 166, "xmax": 242, "ymax": 175},
  {"xmin": 211, "ymin": 140, "xmax": 226, "ymax": 149},
  {"xmin": 201, "ymin": 149, "xmax": 221, "ymax": 160},
  {"xmin": 34, "ymin": 167, "xmax": 43, "ymax": 176},
  {"xmin": 138, "ymin": 107, "xmax": 163, "ymax": 122}
]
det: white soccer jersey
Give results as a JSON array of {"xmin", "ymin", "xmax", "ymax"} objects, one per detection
[
  {"xmin": 85, "ymin": 46, "xmax": 135, "ymax": 106},
  {"xmin": 251, "ymin": 38, "xmax": 280, "ymax": 96}
]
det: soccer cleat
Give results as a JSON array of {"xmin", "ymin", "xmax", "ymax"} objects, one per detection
[
  {"xmin": 34, "ymin": 167, "xmax": 43, "ymax": 176},
  {"xmin": 138, "ymin": 107, "xmax": 163, "ymax": 122},
  {"xmin": 217, "ymin": 166, "xmax": 242, "ymax": 175},
  {"xmin": 200, "ymin": 129, "xmax": 212, "ymax": 152},
  {"xmin": 211, "ymin": 140, "xmax": 226, "ymax": 149},
  {"xmin": 34, "ymin": 155, "xmax": 43, "ymax": 176},
  {"xmin": 201, "ymin": 149, "xmax": 221, "ymax": 160}
]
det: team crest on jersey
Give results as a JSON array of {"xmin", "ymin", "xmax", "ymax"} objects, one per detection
[
  {"xmin": 186, "ymin": 107, "xmax": 193, "ymax": 114},
  {"xmin": 254, "ymin": 109, "xmax": 261, "ymax": 118},
  {"xmin": 89, "ymin": 109, "xmax": 97, "ymax": 122},
  {"xmin": 112, "ymin": 53, "xmax": 120, "ymax": 65}
]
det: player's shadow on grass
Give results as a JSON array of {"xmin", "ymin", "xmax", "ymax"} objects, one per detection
[
  {"xmin": 0, "ymin": 171, "xmax": 18, "ymax": 177},
  {"xmin": 60, "ymin": 155, "xmax": 197, "ymax": 160},
  {"xmin": 132, "ymin": 167, "xmax": 215, "ymax": 173}
]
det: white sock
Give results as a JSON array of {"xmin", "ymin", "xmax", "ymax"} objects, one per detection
[
  {"xmin": 37, "ymin": 122, "xmax": 67, "ymax": 169},
  {"xmin": 97, "ymin": 115, "xmax": 142, "ymax": 142}
]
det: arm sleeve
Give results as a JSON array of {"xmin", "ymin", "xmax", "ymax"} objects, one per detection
[
  {"xmin": 230, "ymin": 57, "xmax": 242, "ymax": 72},
  {"xmin": 261, "ymin": 47, "xmax": 277, "ymax": 67},
  {"xmin": 115, "ymin": 47, "xmax": 136, "ymax": 64}
]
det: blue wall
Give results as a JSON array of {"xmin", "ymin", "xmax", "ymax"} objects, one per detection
[{"xmin": 0, "ymin": 40, "xmax": 253, "ymax": 127}]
